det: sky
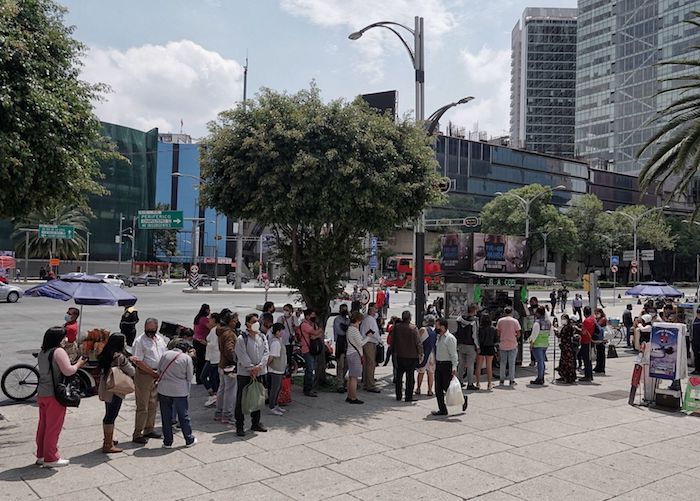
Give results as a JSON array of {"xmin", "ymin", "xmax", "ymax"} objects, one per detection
[{"xmin": 60, "ymin": 0, "xmax": 577, "ymax": 140}]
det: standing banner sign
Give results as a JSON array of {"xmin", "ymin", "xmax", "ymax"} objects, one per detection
[
  {"xmin": 683, "ymin": 377, "xmax": 700, "ymax": 413},
  {"xmin": 649, "ymin": 322, "xmax": 688, "ymax": 380}
]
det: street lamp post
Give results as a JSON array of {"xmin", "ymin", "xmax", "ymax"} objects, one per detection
[
  {"xmin": 494, "ymin": 185, "xmax": 565, "ymax": 239},
  {"xmin": 426, "ymin": 97, "xmax": 475, "ymax": 135},
  {"xmin": 350, "ymin": 16, "xmax": 428, "ymax": 322},
  {"xmin": 607, "ymin": 206, "xmax": 667, "ymax": 283},
  {"xmin": 538, "ymin": 227, "xmax": 562, "ymax": 276}
]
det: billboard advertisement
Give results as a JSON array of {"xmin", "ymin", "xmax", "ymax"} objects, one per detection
[
  {"xmin": 472, "ymin": 233, "xmax": 528, "ymax": 273},
  {"xmin": 440, "ymin": 233, "xmax": 471, "ymax": 271},
  {"xmin": 649, "ymin": 323, "xmax": 682, "ymax": 380}
]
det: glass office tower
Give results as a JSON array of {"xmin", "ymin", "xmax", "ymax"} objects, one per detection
[
  {"xmin": 576, "ymin": 0, "xmax": 700, "ymax": 173},
  {"xmin": 510, "ymin": 7, "xmax": 578, "ymax": 158}
]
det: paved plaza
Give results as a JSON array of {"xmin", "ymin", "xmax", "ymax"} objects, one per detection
[{"xmin": 1, "ymin": 285, "xmax": 699, "ymax": 500}]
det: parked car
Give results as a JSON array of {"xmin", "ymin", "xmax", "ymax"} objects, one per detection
[
  {"xmin": 226, "ymin": 272, "xmax": 250, "ymax": 284},
  {"xmin": 0, "ymin": 276, "xmax": 7, "ymax": 284},
  {"xmin": 198, "ymin": 274, "xmax": 212, "ymax": 286},
  {"xmin": 93, "ymin": 273, "xmax": 125, "ymax": 288},
  {"xmin": 0, "ymin": 282, "xmax": 22, "ymax": 303},
  {"xmin": 131, "ymin": 273, "xmax": 163, "ymax": 286},
  {"xmin": 116, "ymin": 274, "xmax": 134, "ymax": 287}
]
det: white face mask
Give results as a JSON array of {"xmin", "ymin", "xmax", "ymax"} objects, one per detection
[
  {"xmin": 251, "ymin": 322, "xmax": 260, "ymax": 333},
  {"xmin": 561, "ymin": 319, "xmax": 568, "ymax": 326}
]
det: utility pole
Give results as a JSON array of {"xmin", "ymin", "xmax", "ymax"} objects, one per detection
[
  {"xmin": 235, "ymin": 55, "xmax": 248, "ymax": 290},
  {"xmin": 118, "ymin": 213, "xmax": 123, "ymax": 274},
  {"xmin": 131, "ymin": 215, "xmax": 136, "ymax": 274}
]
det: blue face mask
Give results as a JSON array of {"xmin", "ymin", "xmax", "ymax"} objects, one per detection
[{"xmin": 64, "ymin": 315, "xmax": 72, "ymax": 322}]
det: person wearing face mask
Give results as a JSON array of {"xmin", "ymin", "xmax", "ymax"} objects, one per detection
[
  {"xmin": 62, "ymin": 308, "xmax": 80, "ymax": 362},
  {"xmin": 234, "ymin": 313, "xmax": 270, "ymax": 436},
  {"xmin": 215, "ymin": 309, "xmax": 239, "ymax": 424},
  {"xmin": 333, "ymin": 304, "xmax": 350, "ymax": 393},
  {"xmin": 277, "ymin": 304, "xmax": 296, "ymax": 371},
  {"xmin": 527, "ymin": 306, "xmax": 550, "ymax": 386},
  {"xmin": 130, "ymin": 318, "xmax": 168, "ymax": 444},
  {"xmin": 555, "ymin": 314, "xmax": 578, "ymax": 384},
  {"xmin": 433, "ymin": 318, "xmax": 465, "ymax": 416},
  {"xmin": 360, "ymin": 304, "xmax": 382, "ymax": 393},
  {"xmin": 300, "ymin": 309, "xmax": 323, "ymax": 397}
]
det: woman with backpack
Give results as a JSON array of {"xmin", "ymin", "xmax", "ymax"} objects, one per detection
[
  {"xmin": 35, "ymin": 326, "xmax": 87, "ymax": 467},
  {"xmin": 98, "ymin": 333, "xmax": 135, "ymax": 453}
]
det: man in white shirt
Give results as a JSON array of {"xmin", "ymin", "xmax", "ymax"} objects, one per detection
[
  {"xmin": 433, "ymin": 318, "xmax": 466, "ymax": 416},
  {"xmin": 360, "ymin": 304, "xmax": 381, "ymax": 393},
  {"xmin": 130, "ymin": 317, "xmax": 168, "ymax": 443},
  {"xmin": 276, "ymin": 304, "xmax": 296, "ymax": 372}
]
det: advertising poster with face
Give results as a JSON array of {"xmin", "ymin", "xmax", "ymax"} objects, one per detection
[
  {"xmin": 473, "ymin": 234, "xmax": 528, "ymax": 272},
  {"xmin": 440, "ymin": 233, "xmax": 471, "ymax": 271}
]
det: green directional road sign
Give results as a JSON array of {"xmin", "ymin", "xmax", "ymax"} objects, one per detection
[
  {"xmin": 138, "ymin": 210, "xmax": 184, "ymax": 229},
  {"xmin": 39, "ymin": 224, "xmax": 75, "ymax": 239}
]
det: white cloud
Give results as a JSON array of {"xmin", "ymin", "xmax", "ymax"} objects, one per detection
[
  {"xmin": 82, "ymin": 40, "xmax": 244, "ymax": 138},
  {"xmin": 441, "ymin": 46, "xmax": 512, "ymax": 137},
  {"xmin": 280, "ymin": 0, "xmax": 461, "ymax": 81}
]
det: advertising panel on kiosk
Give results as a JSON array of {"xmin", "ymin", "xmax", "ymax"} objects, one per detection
[
  {"xmin": 440, "ymin": 233, "xmax": 471, "ymax": 271},
  {"xmin": 472, "ymin": 233, "xmax": 528, "ymax": 273}
]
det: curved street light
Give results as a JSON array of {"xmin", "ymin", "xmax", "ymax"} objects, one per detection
[
  {"xmin": 426, "ymin": 96, "xmax": 475, "ymax": 135},
  {"xmin": 494, "ymin": 185, "xmax": 566, "ymax": 238}
]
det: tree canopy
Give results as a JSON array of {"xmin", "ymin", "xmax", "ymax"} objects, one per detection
[
  {"xmin": 201, "ymin": 85, "xmax": 442, "ymax": 317},
  {"xmin": 11, "ymin": 203, "xmax": 89, "ymax": 259},
  {"xmin": 0, "ymin": 0, "xmax": 108, "ymax": 219}
]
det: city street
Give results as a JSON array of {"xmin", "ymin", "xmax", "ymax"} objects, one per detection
[{"xmin": 1, "ymin": 284, "xmax": 699, "ymax": 500}]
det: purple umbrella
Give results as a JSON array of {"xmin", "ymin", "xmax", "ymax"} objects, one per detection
[
  {"xmin": 624, "ymin": 281, "xmax": 683, "ymax": 298},
  {"xmin": 25, "ymin": 273, "xmax": 137, "ymax": 306}
]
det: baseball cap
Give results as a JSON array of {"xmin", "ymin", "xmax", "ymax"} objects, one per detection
[{"xmin": 641, "ymin": 314, "xmax": 652, "ymax": 323}]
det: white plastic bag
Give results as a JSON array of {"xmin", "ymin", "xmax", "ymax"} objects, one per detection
[{"xmin": 445, "ymin": 376, "xmax": 465, "ymax": 407}]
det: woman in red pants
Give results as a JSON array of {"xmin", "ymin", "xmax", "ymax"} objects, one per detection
[{"xmin": 36, "ymin": 326, "xmax": 86, "ymax": 467}]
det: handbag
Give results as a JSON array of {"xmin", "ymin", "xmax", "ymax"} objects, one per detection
[
  {"xmin": 308, "ymin": 337, "xmax": 324, "ymax": 356},
  {"xmin": 48, "ymin": 349, "xmax": 81, "ymax": 408},
  {"xmin": 607, "ymin": 345, "xmax": 618, "ymax": 359},
  {"xmin": 375, "ymin": 343, "xmax": 385, "ymax": 364},
  {"xmin": 106, "ymin": 361, "xmax": 135, "ymax": 396}
]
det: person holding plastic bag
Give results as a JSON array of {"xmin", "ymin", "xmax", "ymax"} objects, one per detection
[
  {"xmin": 234, "ymin": 313, "xmax": 269, "ymax": 437},
  {"xmin": 432, "ymin": 318, "xmax": 468, "ymax": 416}
]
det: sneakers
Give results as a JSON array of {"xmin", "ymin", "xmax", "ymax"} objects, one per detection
[
  {"xmin": 277, "ymin": 406, "xmax": 287, "ymax": 413},
  {"xmin": 510, "ymin": 381, "xmax": 517, "ymax": 386},
  {"xmin": 346, "ymin": 398, "xmax": 364, "ymax": 404},
  {"xmin": 185, "ymin": 437, "xmax": 198, "ymax": 448},
  {"xmin": 529, "ymin": 379, "xmax": 544, "ymax": 385},
  {"xmin": 251, "ymin": 424, "xmax": 268, "ymax": 433},
  {"xmin": 466, "ymin": 384, "xmax": 478, "ymax": 391},
  {"xmin": 270, "ymin": 407, "xmax": 284, "ymax": 416},
  {"xmin": 204, "ymin": 395, "xmax": 217, "ymax": 407},
  {"xmin": 162, "ymin": 443, "xmax": 173, "ymax": 449},
  {"xmin": 43, "ymin": 458, "xmax": 69, "ymax": 468},
  {"xmin": 34, "ymin": 458, "xmax": 44, "ymax": 466},
  {"xmin": 487, "ymin": 382, "xmax": 493, "ymax": 391}
]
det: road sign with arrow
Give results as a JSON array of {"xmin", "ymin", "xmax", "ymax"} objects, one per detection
[{"xmin": 138, "ymin": 210, "xmax": 184, "ymax": 229}]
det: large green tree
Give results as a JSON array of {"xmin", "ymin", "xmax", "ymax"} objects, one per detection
[
  {"xmin": 201, "ymin": 85, "xmax": 441, "ymax": 320},
  {"xmin": 638, "ymin": 11, "xmax": 700, "ymax": 211},
  {"xmin": 566, "ymin": 194, "xmax": 607, "ymax": 271},
  {"xmin": 0, "ymin": 0, "xmax": 108, "ymax": 219},
  {"xmin": 152, "ymin": 202, "xmax": 178, "ymax": 258},
  {"xmin": 480, "ymin": 184, "xmax": 577, "ymax": 265}
]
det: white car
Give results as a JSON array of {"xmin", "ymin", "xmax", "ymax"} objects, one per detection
[
  {"xmin": 94, "ymin": 273, "xmax": 125, "ymax": 288},
  {"xmin": 0, "ymin": 282, "xmax": 23, "ymax": 303}
]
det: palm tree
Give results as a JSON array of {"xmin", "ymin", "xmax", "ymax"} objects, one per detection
[
  {"xmin": 638, "ymin": 11, "xmax": 700, "ymax": 209},
  {"xmin": 12, "ymin": 205, "xmax": 90, "ymax": 260}
]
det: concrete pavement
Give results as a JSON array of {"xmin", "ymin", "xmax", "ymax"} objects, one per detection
[{"xmin": 1, "ymin": 352, "xmax": 699, "ymax": 500}]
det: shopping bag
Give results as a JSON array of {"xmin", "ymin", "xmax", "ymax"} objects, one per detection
[
  {"xmin": 278, "ymin": 376, "xmax": 292, "ymax": 405},
  {"xmin": 445, "ymin": 376, "xmax": 465, "ymax": 407},
  {"xmin": 607, "ymin": 345, "xmax": 618, "ymax": 359},
  {"xmin": 682, "ymin": 377, "xmax": 700, "ymax": 413},
  {"xmin": 241, "ymin": 380, "xmax": 266, "ymax": 414}
]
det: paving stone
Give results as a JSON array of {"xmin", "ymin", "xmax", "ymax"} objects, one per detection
[
  {"xmin": 384, "ymin": 442, "xmax": 469, "ymax": 471},
  {"xmin": 470, "ymin": 492, "xmax": 523, "ymax": 501},
  {"xmin": 502, "ymin": 474, "xmax": 608, "ymax": 501},
  {"xmin": 413, "ymin": 462, "xmax": 512, "ymax": 498},
  {"xmin": 402, "ymin": 419, "xmax": 478, "ymax": 439},
  {"xmin": 107, "ymin": 448, "xmax": 202, "ymax": 479},
  {"xmin": 99, "ymin": 470, "xmax": 208, "ymax": 501},
  {"xmin": 0, "ymin": 479, "xmax": 38, "ymax": 501},
  {"xmin": 24, "ymin": 462, "xmax": 126, "ymax": 498},
  {"xmin": 508, "ymin": 441, "xmax": 596, "ymax": 468},
  {"xmin": 464, "ymin": 451, "xmax": 556, "ymax": 482},
  {"xmin": 184, "ymin": 481, "xmax": 291, "ymax": 500},
  {"xmin": 480, "ymin": 425, "xmax": 550, "ymax": 447},
  {"xmin": 181, "ymin": 457, "xmax": 277, "ymax": 491},
  {"xmin": 305, "ymin": 434, "xmax": 390, "ymax": 461},
  {"xmin": 327, "ymin": 453, "xmax": 421, "ymax": 486},
  {"xmin": 180, "ymin": 434, "xmax": 265, "ymax": 463},
  {"xmin": 434, "ymin": 433, "xmax": 512, "ymax": 458},
  {"xmin": 646, "ymin": 472, "xmax": 700, "ymax": 499},
  {"xmin": 248, "ymin": 444, "xmax": 335, "ymax": 475},
  {"xmin": 513, "ymin": 418, "xmax": 582, "ymax": 438},
  {"xmin": 547, "ymin": 433, "xmax": 632, "ymax": 457},
  {"xmin": 551, "ymin": 461, "xmax": 651, "ymax": 496},
  {"xmin": 263, "ymin": 467, "xmax": 365, "ymax": 501},
  {"xmin": 38, "ymin": 487, "xmax": 112, "ymax": 501},
  {"xmin": 350, "ymin": 476, "xmax": 460, "ymax": 500},
  {"xmin": 359, "ymin": 426, "xmax": 434, "ymax": 449}
]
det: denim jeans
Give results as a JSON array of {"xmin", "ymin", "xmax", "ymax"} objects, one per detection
[
  {"xmin": 499, "ymin": 349, "xmax": 517, "ymax": 383},
  {"xmin": 158, "ymin": 394, "xmax": 194, "ymax": 446},
  {"xmin": 215, "ymin": 368, "xmax": 237, "ymax": 420},
  {"xmin": 302, "ymin": 353, "xmax": 317, "ymax": 393},
  {"xmin": 533, "ymin": 347, "xmax": 546, "ymax": 381}
]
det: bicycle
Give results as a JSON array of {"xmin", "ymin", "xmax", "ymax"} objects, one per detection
[
  {"xmin": 1, "ymin": 352, "xmax": 94, "ymax": 401},
  {"xmin": 606, "ymin": 325, "xmax": 626, "ymax": 347}
]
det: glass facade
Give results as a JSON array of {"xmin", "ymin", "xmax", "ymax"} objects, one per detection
[
  {"xmin": 155, "ymin": 141, "xmax": 227, "ymax": 264},
  {"xmin": 431, "ymin": 135, "xmax": 589, "ymax": 219},
  {"xmin": 576, "ymin": 0, "xmax": 700, "ymax": 173},
  {"xmin": 90, "ymin": 123, "xmax": 158, "ymax": 261},
  {"xmin": 510, "ymin": 8, "xmax": 578, "ymax": 158}
]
